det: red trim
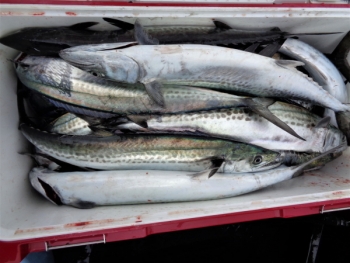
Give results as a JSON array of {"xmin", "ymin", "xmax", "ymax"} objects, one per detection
[
  {"xmin": 0, "ymin": 1, "xmax": 349, "ymax": 8},
  {"xmin": 1, "ymin": 198, "xmax": 349, "ymax": 263}
]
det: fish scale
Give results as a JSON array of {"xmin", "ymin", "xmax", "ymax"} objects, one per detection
[
  {"xmin": 16, "ymin": 55, "xmax": 266, "ymax": 117},
  {"xmin": 20, "ymin": 123, "xmax": 282, "ymax": 173},
  {"xmin": 29, "ymin": 144, "xmax": 344, "ymax": 208},
  {"xmin": 60, "ymin": 43, "xmax": 350, "ymax": 113},
  {"xmin": 117, "ymin": 101, "xmax": 346, "ymax": 153}
]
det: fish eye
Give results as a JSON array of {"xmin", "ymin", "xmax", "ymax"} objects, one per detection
[
  {"xmin": 88, "ymin": 71, "xmax": 105, "ymax": 78},
  {"xmin": 253, "ymin": 155, "xmax": 263, "ymax": 165}
]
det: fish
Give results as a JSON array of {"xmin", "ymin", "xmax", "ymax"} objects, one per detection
[
  {"xmin": 42, "ymin": 112, "xmax": 344, "ymax": 167},
  {"xmin": 20, "ymin": 123, "xmax": 283, "ymax": 174},
  {"xmin": 28, "ymin": 144, "xmax": 344, "ymax": 208},
  {"xmin": 330, "ymin": 31, "xmax": 350, "ymax": 82},
  {"xmin": 15, "ymin": 54, "xmax": 302, "ymax": 139},
  {"xmin": 115, "ymin": 101, "xmax": 347, "ymax": 153},
  {"xmin": 59, "ymin": 42, "xmax": 350, "ymax": 115},
  {"xmin": 48, "ymin": 113, "xmax": 93, "ymax": 136},
  {"xmin": 0, "ymin": 18, "xmax": 332, "ymax": 56},
  {"xmin": 122, "ymin": 19, "xmax": 334, "ymax": 46},
  {"xmin": 336, "ymin": 112, "xmax": 350, "ymax": 145},
  {"xmin": 0, "ymin": 21, "xmax": 134, "ymax": 56},
  {"xmin": 279, "ymin": 38, "xmax": 348, "ymax": 127}
]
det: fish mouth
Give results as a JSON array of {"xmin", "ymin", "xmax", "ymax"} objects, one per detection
[{"xmin": 11, "ymin": 52, "xmax": 30, "ymax": 69}]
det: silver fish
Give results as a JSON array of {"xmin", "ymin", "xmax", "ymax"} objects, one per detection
[
  {"xmin": 29, "ymin": 144, "xmax": 344, "ymax": 208},
  {"xmin": 279, "ymin": 38, "xmax": 348, "ymax": 127},
  {"xmin": 59, "ymin": 42, "xmax": 350, "ymax": 114},
  {"xmin": 116, "ymin": 101, "xmax": 347, "ymax": 153},
  {"xmin": 15, "ymin": 54, "xmax": 303, "ymax": 139},
  {"xmin": 48, "ymin": 113, "xmax": 93, "ymax": 135},
  {"xmin": 20, "ymin": 123, "xmax": 282, "ymax": 174}
]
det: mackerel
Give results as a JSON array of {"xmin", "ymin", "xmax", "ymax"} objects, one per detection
[
  {"xmin": 59, "ymin": 42, "xmax": 350, "ymax": 113},
  {"xmin": 279, "ymin": 38, "xmax": 348, "ymax": 127},
  {"xmin": 116, "ymin": 101, "xmax": 347, "ymax": 153},
  {"xmin": 48, "ymin": 113, "xmax": 93, "ymax": 135},
  {"xmin": 20, "ymin": 123, "xmax": 282, "ymax": 174},
  {"xmin": 29, "ymin": 144, "xmax": 344, "ymax": 208},
  {"xmin": 16, "ymin": 54, "xmax": 302, "ymax": 139},
  {"xmin": 1, "ymin": 18, "xmax": 329, "ymax": 56}
]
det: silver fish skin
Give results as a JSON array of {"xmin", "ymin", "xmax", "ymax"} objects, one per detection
[
  {"xmin": 279, "ymin": 38, "xmax": 348, "ymax": 127},
  {"xmin": 59, "ymin": 43, "xmax": 350, "ymax": 113},
  {"xmin": 117, "ymin": 101, "xmax": 347, "ymax": 153},
  {"xmin": 29, "ymin": 144, "xmax": 343, "ymax": 208},
  {"xmin": 49, "ymin": 113, "xmax": 92, "ymax": 135},
  {"xmin": 20, "ymin": 123, "xmax": 282, "ymax": 173},
  {"xmin": 15, "ymin": 55, "xmax": 265, "ymax": 116}
]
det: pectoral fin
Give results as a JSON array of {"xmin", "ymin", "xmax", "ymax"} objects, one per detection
[
  {"xmin": 140, "ymin": 79, "xmax": 165, "ymax": 107},
  {"xmin": 134, "ymin": 19, "xmax": 159, "ymax": 45},
  {"xmin": 244, "ymin": 98, "xmax": 305, "ymax": 141},
  {"xmin": 191, "ymin": 158, "xmax": 225, "ymax": 179}
]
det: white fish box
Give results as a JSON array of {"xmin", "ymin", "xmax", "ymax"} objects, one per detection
[{"xmin": 0, "ymin": 3, "xmax": 350, "ymax": 263}]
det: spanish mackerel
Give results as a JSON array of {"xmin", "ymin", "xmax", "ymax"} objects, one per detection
[
  {"xmin": 0, "ymin": 18, "xmax": 330, "ymax": 56},
  {"xmin": 59, "ymin": 42, "xmax": 350, "ymax": 114},
  {"xmin": 20, "ymin": 123, "xmax": 283, "ymax": 174},
  {"xmin": 107, "ymin": 18, "xmax": 332, "ymax": 46},
  {"xmin": 116, "ymin": 101, "xmax": 347, "ymax": 153},
  {"xmin": 29, "ymin": 144, "xmax": 344, "ymax": 208},
  {"xmin": 0, "ymin": 21, "xmax": 132, "ymax": 56},
  {"xmin": 279, "ymin": 38, "xmax": 348, "ymax": 127},
  {"xmin": 15, "ymin": 54, "xmax": 301, "ymax": 138}
]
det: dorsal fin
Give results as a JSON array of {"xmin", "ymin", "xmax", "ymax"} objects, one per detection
[
  {"xmin": 213, "ymin": 20, "xmax": 232, "ymax": 30},
  {"xmin": 134, "ymin": 19, "xmax": 159, "ymax": 45},
  {"xmin": 270, "ymin": 27, "xmax": 282, "ymax": 32},
  {"xmin": 69, "ymin": 22, "xmax": 99, "ymax": 30},
  {"xmin": 103, "ymin": 18, "xmax": 134, "ymax": 31}
]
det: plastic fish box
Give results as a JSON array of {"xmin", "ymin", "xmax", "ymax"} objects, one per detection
[{"xmin": 0, "ymin": 2, "xmax": 350, "ymax": 263}]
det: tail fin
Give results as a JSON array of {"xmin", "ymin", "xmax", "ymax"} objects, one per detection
[{"xmin": 291, "ymin": 143, "xmax": 346, "ymax": 178}]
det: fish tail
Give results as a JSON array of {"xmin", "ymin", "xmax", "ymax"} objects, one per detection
[{"xmin": 291, "ymin": 143, "xmax": 346, "ymax": 178}]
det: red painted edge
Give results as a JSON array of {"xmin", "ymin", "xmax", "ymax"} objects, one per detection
[
  {"xmin": 1, "ymin": 198, "xmax": 350, "ymax": 263},
  {"xmin": 0, "ymin": 1, "xmax": 349, "ymax": 8}
]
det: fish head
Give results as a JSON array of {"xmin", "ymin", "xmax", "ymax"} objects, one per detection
[
  {"xmin": 59, "ymin": 43, "xmax": 140, "ymax": 83},
  {"xmin": 15, "ymin": 54, "xmax": 73, "ymax": 96},
  {"xmin": 0, "ymin": 28, "xmax": 66, "ymax": 55},
  {"xmin": 0, "ymin": 28, "xmax": 35, "ymax": 52},
  {"xmin": 224, "ymin": 151, "xmax": 283, "ymax": 173}
]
